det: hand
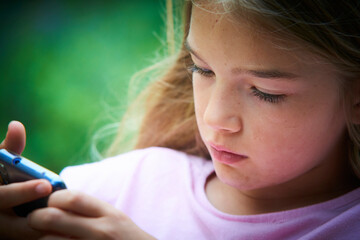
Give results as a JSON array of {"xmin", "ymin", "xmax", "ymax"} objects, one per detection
[
  {"xmin": 0, "ymin": 180, "xmax": 52, "ymax": 239},
  {"xmin": 0, "ymin": 121, "xmax": 53, "ymax": 239},
  {"xmin": 28, "ymin": 190, "xmax": 156, "ymax": 240}
]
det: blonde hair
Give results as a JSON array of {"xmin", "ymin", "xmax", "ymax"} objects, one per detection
[
  {"xmin": 104, "ymin": 1, "xmax": 209, "ymax": 158},
  {"xmin": 106, "ymin": 0, "xmax": 360, "ymax": 176}
]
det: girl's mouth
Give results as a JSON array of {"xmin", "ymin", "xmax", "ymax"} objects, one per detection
[{"xmin": 209, "ymin": 143, "xmax": 248, "ymax": 165}]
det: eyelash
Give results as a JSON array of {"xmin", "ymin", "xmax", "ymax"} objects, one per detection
[
  {"xmin": 187, "ymin": 64, "xmax": 214, "ymax": 77},
  {"xmin": 188, "ymin": 64, "xmax": 286, "ymax": 104},
  {"xmin": 251, "ymin": 87, "xmax": 286, "ymax": 104}
]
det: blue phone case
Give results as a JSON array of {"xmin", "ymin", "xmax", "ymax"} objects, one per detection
[{"xmin": 0, "ymin": 149, "xmax": 67, "ymax": 217}]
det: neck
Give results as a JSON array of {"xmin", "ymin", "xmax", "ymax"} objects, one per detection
[{"xmin": 206, "ymin": 173, "xmax": 358, "ymax": 215}]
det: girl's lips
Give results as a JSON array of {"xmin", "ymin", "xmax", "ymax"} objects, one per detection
[{"xmin": 209, "ymin": 144, "xmax": 248, "ymax": 165}]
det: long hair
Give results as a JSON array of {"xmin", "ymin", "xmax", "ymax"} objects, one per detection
[
  {"xmin": 105, "ymin": 1, "xmax": 209, "ymax": 159},
  {"xmin": 107, "ymin": 0, "xmax": 360, "ymax": 176}
]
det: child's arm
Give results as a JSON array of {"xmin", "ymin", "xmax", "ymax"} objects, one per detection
[{"xmin": 27, "ymin": 190, "xmax": 157, "ymax": 239}]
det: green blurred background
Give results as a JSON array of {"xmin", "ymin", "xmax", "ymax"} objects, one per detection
[{"xmin": 0, "ymin": 0, "xmax": 164, "ymax": 173}]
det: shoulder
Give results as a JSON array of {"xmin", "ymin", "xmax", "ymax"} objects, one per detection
[
  {"xmin": 302, "ymin": 187, "xmax": 360, "ymax": 238},
  {"xmin": 60, "ymin": 147, "xmax": 210, "ymax": 203},
  {"xmin": 62, "ymin": 147, "xmax": 186, "ymax": 171},
  {"xmin": 61, "ymin": 147, "xmax": 203, "ymax": 177}
]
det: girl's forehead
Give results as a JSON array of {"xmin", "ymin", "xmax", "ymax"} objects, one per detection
[
  {"xmin": 187, "ymin": 5, "xmax": 339, "ymax": 80},
  {"xmin": 190, "ymin": 4, "xmax": 293, "ymax": 46},
  {"xmin": 190, "ymin": 5, "xmax": 277, "ymax": 47},
  {"xmin": 189, "ymin": 6, "xmax": 300, "ymax": 60}
]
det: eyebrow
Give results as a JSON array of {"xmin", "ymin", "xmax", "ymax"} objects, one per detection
[{"xmin": 184, "ymin": 39, "xmax": 299, "ymax": 80}]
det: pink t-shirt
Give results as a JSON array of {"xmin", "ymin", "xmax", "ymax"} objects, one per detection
[{"xmin": 60, "ymin": 147, "xmax": 360, "ymax": 239}]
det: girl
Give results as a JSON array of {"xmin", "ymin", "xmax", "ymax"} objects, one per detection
[{"xmin": 1, "ymin": 0, "xmax": 360, "ymax": 239}]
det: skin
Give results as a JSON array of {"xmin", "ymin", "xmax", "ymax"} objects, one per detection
[
  {"xmin": 0, "ymin": 4, "xmax": 359, "ymax": 239},
  {"xmin": 187, "ymin": 6, "xmax": 359, "ymax": 215}
]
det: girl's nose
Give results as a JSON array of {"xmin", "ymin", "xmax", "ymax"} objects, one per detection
[{"xmin": 203, "ymin": 85, "xmax": 242, "ymax": 134}]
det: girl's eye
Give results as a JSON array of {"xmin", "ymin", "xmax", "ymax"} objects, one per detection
[
  {"xmin": 251, "ymin": 87, "xmax": 286, "ymax": 104},
  {"xmin": 188, "ymin": 64, "xmax": 214, "ymax": 77}
]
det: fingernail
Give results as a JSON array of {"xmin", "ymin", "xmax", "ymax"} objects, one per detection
[{"xmin": 35, "ymin": 182, "xmax": 49, "ymax": 195}]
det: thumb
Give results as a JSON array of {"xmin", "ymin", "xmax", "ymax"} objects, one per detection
[{"xmin": 0, "ymin": 121, "xmax": 26, "ymax": 154}]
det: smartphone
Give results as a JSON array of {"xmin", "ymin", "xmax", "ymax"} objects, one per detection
[{"xmin": 0, "ymin": 149, "xmax": 67, "ymax": 217}]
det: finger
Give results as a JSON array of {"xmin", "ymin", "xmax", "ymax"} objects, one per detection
[
  {"xmin": 39, "ymin": 235, "xmax": 80, "ymax": 240},
  {"xmin": 0, "ymin": 213, "xmax": 43, "ymax": 239},
  {"xmin": 39, "ymin": 236, "xmax": 71, "ymax": 240},
  {"xmin": 29, "ymin": 206, "xmax": 151, "ymax": 240},
  {"xmin": 0, "ymin": 121, "xmax": 26, "ymax": 154},
  {"xmin": 0, "ymin": 179, "xmax": 52, "ymax": 208},
  {"xmin": 48, "ymin": 190, "xmax": 115, "ymax": 217},
  {"xmin": 28, "ymin": 207, "xmax": 102, "ymax": 238}
]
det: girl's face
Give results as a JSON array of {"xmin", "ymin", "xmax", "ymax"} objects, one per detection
[{"xmin": 188, "ymin": 6, "xmax": 349, "ymax": 193}]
